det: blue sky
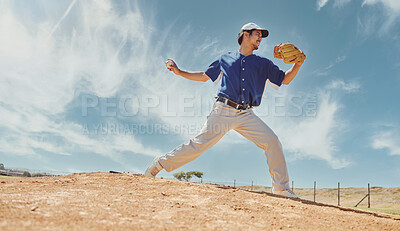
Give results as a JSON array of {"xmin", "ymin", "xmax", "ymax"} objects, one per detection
[{"xmin": 1, "ymin": 0, "xmax": 400, "ymax": 188}]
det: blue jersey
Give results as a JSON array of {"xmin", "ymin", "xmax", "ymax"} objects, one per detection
[{"xmin": 205, "ymin": 51, "xmax": 285, "ymax": 107}]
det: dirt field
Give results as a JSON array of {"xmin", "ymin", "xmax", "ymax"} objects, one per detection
[{"xmin": 1, "ymin": 173, "xmax": 399, "ymax": 230}]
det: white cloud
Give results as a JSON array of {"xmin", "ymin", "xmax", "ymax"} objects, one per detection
[
  {"xmin": 47, "ymin": 0, "xmax": 78, "ymax": 39},
  {"xmin": 317, "ymin": 0, "xmax": 353, "ymax": 10},
  {"xmin": 326, "ymin": 79, "xmax": 361, "ymax": 92},
  {"xmin": 252, "ymin": 86, "xmax": 351, "ymax": 169},
  {"xmin": 316, "ymin": 0, "xmax": 400, "ymax": 36},
  {"xmin": 311, "ymin": 55, "xmax": 347, "ymax": 76},
  {"xmin": 279, "ymin": 92, "xmax": 350, "ymax": 169},
  {"xmin": 0, "ymin": 105, "xmax": 161, "ymax": 161},
  {"xmin": 362, "ymin": 0, "xmax": 400, "ymax": 13},
  {"xmin": 356, "ymin": 13, "xmax": 380, "ymax": 38},
  {"xmin": 333, "ymin": 0, "xmax": 353, "ymax": 7},
  {"xmin": 0, "ymin": 138, "xmax": 36, "ymax": 156},
  {"xmin": 317, "ymin": 0, "xmax": 330, "ymax": 10},
  {"xmin": 0, "ymin": 0, "xmax": 230, "ymax": 174},
  {"xmin": 0, "ymin": 0, "xmax": 164, "ymax": 169},
  {"xmin": 371, "ymin": 130, "xmax": 400, "ymax": 156},
  {"xmin": 359, "ymin": 0, "xmax": 400, "ymax": 36},
  {"xmin": 317, "ymin": 0, "xmax": 400, "ymax": 12},
  {"xmin": 0, "ymin": 0, "xmax": 134, "ymax": 113}
]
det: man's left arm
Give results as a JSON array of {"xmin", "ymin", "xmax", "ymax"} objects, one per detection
[{"xmin": 282, "ymin": 61, "xmax": 304, "ymax": 85}]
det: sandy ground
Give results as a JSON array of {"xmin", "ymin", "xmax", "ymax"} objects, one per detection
[{"xmin": 1, "ymin": 172, "xmax": 399, "ymax": 230}]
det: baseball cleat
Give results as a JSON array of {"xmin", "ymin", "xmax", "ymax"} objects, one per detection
[
  {"xmin": 272, "ymin": 188, "xmax": 299, "ymax": 198},
  {"xmin": 144, "ymin": 158, "xmax": 163, "ymax": 177}
]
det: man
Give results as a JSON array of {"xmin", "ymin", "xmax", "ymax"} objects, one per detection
[{"xmin": 145, "ymin": 23, "xmax": 304, "ymax": 198}]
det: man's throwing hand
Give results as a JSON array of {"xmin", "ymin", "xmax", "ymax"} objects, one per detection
[{"xmin": 165, "ymin": 59, "xmax": 180, "ymax": 75}]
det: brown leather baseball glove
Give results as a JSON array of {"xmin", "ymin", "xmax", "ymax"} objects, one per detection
[{"xmin": 274, "ymin": 43, "xmax": 306, "ymax": 64}]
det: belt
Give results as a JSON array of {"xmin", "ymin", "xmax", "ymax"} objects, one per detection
[{"xmin": 216, "ymin": 96, "xmax": 251, "ymax": 110}]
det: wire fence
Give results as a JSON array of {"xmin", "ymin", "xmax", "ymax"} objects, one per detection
[
  {"xmin": 188, "ymin": 178, "xmax": 376, "ymax": 209},
  {"xmin": 0, "ymin": 167, "xmax": 70, "ymax": 177}
]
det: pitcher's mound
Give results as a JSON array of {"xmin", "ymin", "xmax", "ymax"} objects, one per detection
[{"xmin": 1, "ymin": 172, "xmax": 399, "ymax": 230}]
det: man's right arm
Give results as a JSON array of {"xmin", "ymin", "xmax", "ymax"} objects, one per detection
[
  {"xmin": 166, "ymin": 59, "xmax": 210, "ymax": 82},
  {"xmin": 176, "ymin": 70, "xmax": 210, "ymax": 82}
]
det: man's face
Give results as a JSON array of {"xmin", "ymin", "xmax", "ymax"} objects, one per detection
[{"xmin": 246, "ymin": 30, "xmax": 262, "ymax": 50}]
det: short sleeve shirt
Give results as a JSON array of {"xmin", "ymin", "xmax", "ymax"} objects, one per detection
[{"xmin": 205, "ymin": 51, "xmax": 285, "ymax": 107}]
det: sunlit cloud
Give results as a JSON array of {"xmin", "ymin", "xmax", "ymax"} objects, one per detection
[
  {"xmin": 244, "ymin": 85, "xmax": 352, "ymax": 169},
  {"xmin": 0, "ymin": 0, "xmax": 229, "ymax": 173},
  {"xmin": 0, "ymin": 0, "xmax": 164, "ymax": 170},
  {"xmin": 362, "ymin": 0, "xmax": 400, "ymax": 13},
  {"xmin": 277, "ymin": 92, "xmax": 350, "ymax": 169},
  {"xmin": 333, "ymin": 0, "xmax": 353, "ymax": 7},
  {"xmin": 371, "ymin": 130, "xmax": 400, "ymax": 156},
  {"xmin": 361, "ymin": 0, "xmax": 400, "ymax": 38},
  {"xmin": 310, "ymin": 55, "xmax": 346, "ymax": 76},
  {"xmin": 326, "ymin": 79, "xmax": 361, "ymax": 93},
  {"xmin": 317, "ymin": 0, "xmax": 352, "ymax": 10},
  {"xmin": 47, "ymin": 0, "xmax": 78, "ymax": 40},
  {"xmin": 316, "ymin": 0, "xmax": 400, "ymax": 36},
  {"xmin": 317, "ymin": 0, "xmax": 330, "ymax": 10}
]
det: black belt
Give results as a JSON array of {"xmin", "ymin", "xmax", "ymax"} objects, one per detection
[{"xmin": 216, "ymin": 97, "xmax": 251, "ymax": 110}]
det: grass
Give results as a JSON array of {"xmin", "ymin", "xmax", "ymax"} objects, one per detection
[
  {"xmin": 358, "ymin": 207, "xmax": 400, "ymax": 216},
  {"xmin": 0, "ymin": 175, "xmax": 19, "ymax": 180}
]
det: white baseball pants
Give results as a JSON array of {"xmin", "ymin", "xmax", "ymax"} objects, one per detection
[{"xmin": 158, "ymin": 101, "xmax": 290, "ymax": 191}]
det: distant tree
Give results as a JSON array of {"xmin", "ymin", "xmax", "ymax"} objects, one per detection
[
  {"xmin": 23, "ymin": 171, "xmax": 31, "ymax": 177},
  {"xmin": 173, "ymin": 171, "xmax": 203, "ymax": 182},
  {"xmin": 0, "ymin": 163, "xmax": 4, "ymax": 170},
  {"xmin": 173, "ymin": 172, "xmax": 186, "ymax": 181},
  {"xmin": 32, "ymin": 173, "xmax": 45, "ymax": 177},
  {"xmin": 190, "ymin": 171, "xmax": 203, "ymax": 179},
  {"xmin": 184, "ymin": 172, "xmax": 193, "ymax": 182}
]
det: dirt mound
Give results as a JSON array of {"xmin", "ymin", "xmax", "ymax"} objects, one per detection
[{"xmin": 1, "ymin": 172, "xmax": 399, "ymax": 230}]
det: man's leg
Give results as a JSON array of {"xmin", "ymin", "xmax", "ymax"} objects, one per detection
[
  {"xmin": 146, "ymin": 102, "xmax": 232, "ymax": 176},
  {"xmin": 233, "ymin": 110, "xmax": 291, "ymax": 192}
]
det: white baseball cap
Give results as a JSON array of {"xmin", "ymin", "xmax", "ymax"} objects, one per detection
[{"xmin": 237, "ymin": 22, "xmax": 269, "ymax": 45}]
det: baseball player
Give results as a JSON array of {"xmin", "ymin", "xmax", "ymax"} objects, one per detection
[{"xmin": 145, "ymin": 23, "xmax": 305, "ymax": 198}]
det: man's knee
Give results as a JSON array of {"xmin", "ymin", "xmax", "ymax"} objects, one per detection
[
  {"xmin": 261, "ymin": 134, "xmax": 282, "ymax": 151},
  {"xmin": 271, "ymin": 134, "xmax": 281, "ymax": 145}
]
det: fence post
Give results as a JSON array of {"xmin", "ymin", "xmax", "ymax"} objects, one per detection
[
  {"xmin": 354, "ymin": 183, "xmax": 371, "ymax": 208},
  {"xmin": 368, "ymin": 183, "xmax": 370, "ymax": 208},
  {"xmin": 338, "ymin": 182, "xmax": 340, "ymax": 206},
  {"xmin": 234, "ymin": 179, "xmax": 236, "ymax": 188},
  {"xmin": 313, "ymin": 181, "xmax": 316, "ymax": 202},
  {"xmin": 292, "ymin": 181, "xmax": 294, "ymax": 192},
  {"xmin": 251, "ymin": 181, "xmax": 253, "ymax": 191}
]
